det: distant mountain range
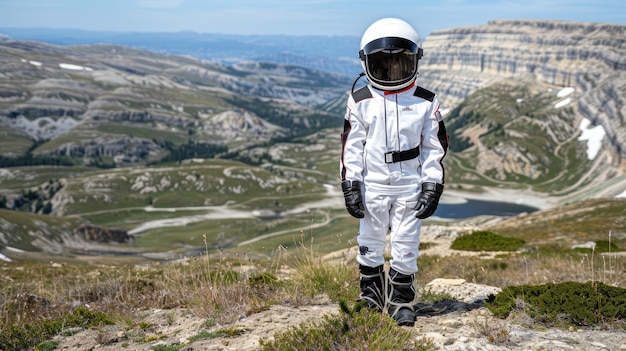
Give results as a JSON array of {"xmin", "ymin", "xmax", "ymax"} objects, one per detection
[
  {"xmin": 1, "ymin": 21, "xmax": 625, "ymax": 199},
  {"xmin": 0, "ymin": 28, "xmax": 364, "ymax": 77}
]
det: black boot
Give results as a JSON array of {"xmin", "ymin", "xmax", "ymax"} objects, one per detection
[
  {"xmin": 357, "ymin": 264, "xmax": 385, "ymax": 311},
  {"xmin": 387, "ymin": 268, "xmax": 416, "ymax": 326}
]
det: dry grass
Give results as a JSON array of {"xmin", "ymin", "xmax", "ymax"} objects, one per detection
[
  {"xmin": 469, "ymin": 315, "xmax": 511, "ymax": 345},
  {"xmin": 415, "ymin": 251, "xmax": 624, "ymax": 289},
  {"xmin": 415, "ymin": 228, "xmax": 625, "ymax": 290},
  {"xmin": 0, "ymin": 236, "xmax": 351, "ymax": 349},
  {"xmin": 1, "ymin": 226, "xmax": 624, "ymax": 349}
]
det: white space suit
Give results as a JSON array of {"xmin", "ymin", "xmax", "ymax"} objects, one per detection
[
  {"xmin": 341, "ymin": 82, "xmax": 447, "ymax": 274},
  {"xmin": 339, "ymin": 17, "xmax": 449, "ymax": 326}
]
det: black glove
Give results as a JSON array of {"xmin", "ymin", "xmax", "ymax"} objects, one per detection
[
  {"xmin": 415, "ymin": 182, "xmax": 444, "ymax": 219},
  {"xmin": 341, "ymin": 180, "xmax": 364, "ymax": 218}
]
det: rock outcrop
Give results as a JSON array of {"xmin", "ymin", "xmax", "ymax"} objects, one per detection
[
  {"xmin": 421, "ymin": 20, "xmax": 626, "ymax": 161},
  {"xmin": 73, "ymin": 223, "xmax": 134, "ymax": 244},
  {"xmin": 204, "ymin": 108, "xmax": 285, "ymax": 141}
]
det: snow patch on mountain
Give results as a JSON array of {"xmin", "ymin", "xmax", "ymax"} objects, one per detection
[{"xmin": 577, "ymin": 118, "xmax": 606, "ymax": 160}]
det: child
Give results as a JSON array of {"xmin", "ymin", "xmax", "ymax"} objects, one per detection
[{"xmin": 340, "ymin": 17, "xmax": 449, "ymax": 326}]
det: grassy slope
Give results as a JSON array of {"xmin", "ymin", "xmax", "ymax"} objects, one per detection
[
  {"xmin": 444, "ymin": 78, "xmax": 592, "ymax": 194},
  {"xmin": 1, "ymin": 40, "xmax": 623, "ymax": 272}
]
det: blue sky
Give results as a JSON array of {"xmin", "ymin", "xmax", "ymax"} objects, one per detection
[{"xmin": 1, "ymin": 0, "xmax": 625, "ymax": 38}]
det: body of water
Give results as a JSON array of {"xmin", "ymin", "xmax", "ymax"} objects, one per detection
[{"xmin": 435, "ymin": 199, "xmax": 539, "ymax": 219}]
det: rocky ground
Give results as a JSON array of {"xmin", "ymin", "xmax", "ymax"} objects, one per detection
[
  {"xmin": 48, "ymin": 225, "xmax": 626, "ymax": 351},
  {"xmin": 50, "ymin": 279, "xmax": 626, "ymax": 351}
]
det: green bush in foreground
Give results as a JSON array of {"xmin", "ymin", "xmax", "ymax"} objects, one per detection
[
  {"xmin": 0, "ymin": 306, "xmax": 113, "ymax": 351},
  {"xmin": 487, "ymin": 281, "xmax": 626, "ymax": 327},
  {"xmin": 259, "ymin": 300, "xmax": 432, "ymax": 351},
  {"xmin": 451, "ymin": 231, "xmax": 525, "ymax": 252}
]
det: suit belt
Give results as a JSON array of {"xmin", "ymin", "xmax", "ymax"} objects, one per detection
[{"xmin": 384, "ymin": 146, "xmax": 420, "ymax": 164}]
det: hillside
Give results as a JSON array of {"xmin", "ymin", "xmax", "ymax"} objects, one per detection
[
  {"xmin": 1, "ymin": 20, "xmax": 626, "ymax": 264},
  {"xmin": 1, "ymin": 21, "xmax": 626, "ymax": 351},
  {"xmin": 0, "ymin": 37, "xmax": 349, "ymax": 168},
  {"xmin": 1, "ymin": 201, "xmax": 624, "ymax": 350},
  {"xmin": 418, "ymin": 20, "xmax": 626, "ymax": 200}
]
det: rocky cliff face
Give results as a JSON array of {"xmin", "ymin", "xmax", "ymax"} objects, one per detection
[
  {"xmin": 420, "ymin": 20, "xmax": 626, "ymax": 163},
  {"xmin": 74, "ymin": 223, "xmax": 133, "ymax": 244}
]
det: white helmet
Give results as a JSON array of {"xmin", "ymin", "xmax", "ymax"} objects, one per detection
[{"xmin": 359, "ymin": 18, "xmax": 423, "ymax": 91}]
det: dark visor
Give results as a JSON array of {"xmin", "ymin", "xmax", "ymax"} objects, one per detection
[{"xmin": 365, "ymin": 51, "xmax": 417, "ymax": 83}]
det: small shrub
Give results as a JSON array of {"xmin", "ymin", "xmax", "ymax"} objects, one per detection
[
  {"xmin": 259, "ymin": 300, "xmax": 431, "ymax": 351},
  {"xmin": 489, "ymin": 261, "xmax": 509, "ymax": 270},
  {"xmin": 486, "ymin": 281, "xmax": 626, "ymax": 327},
  {"xmin": 451, "ymin": 231, "xmax": 525, "ymax": 252},
  {"xmin": 34, "ymin": 339, "xmax": 60, "ymax": 351},
  {"xmin": 0, "ymin": 306, "xmax": 113, "ymax": 351},
  {"xmin": 248, "ymin": 272, "xmax": 279, "ymax": 286},
  {"xmin": 248, "ymin": 272, "xmax": 282, "ymax": 305},
  {"xmin": 187, "ymin": 326, "xmax": 246, "ymax": 342},
  {"xmin": 419, "ymin": 287, "xmax": 454, "ymax": 303},
  {"xmin": 470, "ymin": 315, "xmax": 510, "ymax": 345},
  {"xmin": 291, "ymin": 250, "xmax": 359, "ymax": 303},
  {"xmin": 150, "ymin": 344, "xmax": 178, "ymax": 351}
]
